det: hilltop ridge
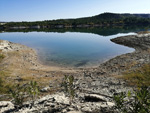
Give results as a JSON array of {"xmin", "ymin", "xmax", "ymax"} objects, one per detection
[
  {"xmin": 1, "ymin": 12, "xmax": 150, "ymax": 29},
  {"xmin": 94, "ymin": 12, "xmax": 150, "ymax": 19}
]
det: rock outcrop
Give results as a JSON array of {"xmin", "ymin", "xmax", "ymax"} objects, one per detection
[{"xmin": 0, "ymin": 92, "xmax": 115, "ymax": 113}]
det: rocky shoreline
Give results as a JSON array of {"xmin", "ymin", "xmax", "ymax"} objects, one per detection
[{"xmin": 0, "ymin": 33, "xmax": 150, "ymax": 113}]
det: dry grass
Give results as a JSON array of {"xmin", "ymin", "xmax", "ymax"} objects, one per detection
[
  {"xmin": 7, "ymin": 50, "xmax": 20, "ymax": 56},
  {"xmin": 0, "ymin": 40, "xmax": 3, "ymax": 43},
  {"xmin": 0, "ymin": 70, "xmax": 14, "ymax": 94},
  {"xmin": 125, "ymin": 61, "xmax": 137, "ymax": 70},
  {"xmin": 122, "ymin": 64, "xmax": 150, "ymax": 86},
  {"xmin": 0, "ymin": 41, "xmax": 75, "ymax": 100},
  {"xmin": 137, "ymin": 31, "xmax": 150, "ymax": 34},
  {"xmin": 0, "ymin": 50, "xmax": 5, "ymax": 62},
  {"xmin": 21, "ymin": 75, "xmax": 55, "ymax": 85},
  {"xmin": 0, "ymin": 51, "xmax": 10, "ymax": 94}
]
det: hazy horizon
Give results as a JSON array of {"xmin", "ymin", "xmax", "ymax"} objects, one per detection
[
  {"xmin": 1, "ymin": 12, "xmax": 150, "ymax": 23},
  {"xmin": 1, "ymin": 0, "xmax": 150, "ymax": 22}
]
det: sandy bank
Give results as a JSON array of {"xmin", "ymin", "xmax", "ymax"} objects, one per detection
[{"xmin": 0, "ymin": 40, "xmax": 78, "ymax": 88}]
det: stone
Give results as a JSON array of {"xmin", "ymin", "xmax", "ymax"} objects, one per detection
[
  {"xmin": 139, "ymin": 59, "xmax": 144, "ymax": 62},
  {"xmin": 106, "ymin": 102, "xmax": 115, "ymax": 107},
  {"xmin": 0, "ymin": 101, "xmax": 14, "ymax": 113},
  {"xmin": 40, "ymin": 87, "xmax": 51, "ymax": 92},
  {"xmin": 84, "ymin": 94, "xmax": 108, "ymax": 102},
  {"xmin": 67, "ymin": 111, "xmax": 82, "ymax": 113},
  {"xmin": 81, "ymin": 106, "xmax": 92, "ymax": 112}
]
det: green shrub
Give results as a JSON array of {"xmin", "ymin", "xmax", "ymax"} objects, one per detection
[
  {"xmin": 113, "ymin": 86, "xmax": 150, "ymax": 113},
  {"xmin": 62, "ymin": 75, "xmax": 75, "ymax": 104},
  {"xmin": 9, "ymin": 81, "xmax": 40, "ymax": 108},
  {"xmin": 115, "ymin": 65, "xmax": 150, "ymax": 112},
  {"xmin": 113, "ymin": 92, "xmax": 127, "ymax": 112},
  {"xmin": 9, "ymin": 84, "xmax": 26, "ymax": 108},
  {"xmin": 27, "ymin": 81, "xmax": 40, "ymax": 106}
]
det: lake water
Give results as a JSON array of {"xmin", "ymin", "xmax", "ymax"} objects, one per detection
[{"xmin": 0, "ymin": 30, "xmax": 135, "ymax": 67}]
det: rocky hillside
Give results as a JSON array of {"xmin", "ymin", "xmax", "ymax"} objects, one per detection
[{"xmin": 1, "ymin": 33, "xmax": 150, "ymax": 113}]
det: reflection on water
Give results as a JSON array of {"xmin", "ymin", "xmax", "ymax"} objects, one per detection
[
  {"xmin": 1, "ymin": 25, "xmax": 149, "ymax": 36},
  {"xmin": 1, "ymin": 25, "xmax": 149, "ymax": 67},
  {"xmin": 0, "ymin": 31, "xmax": 135, "ymax": 67}
]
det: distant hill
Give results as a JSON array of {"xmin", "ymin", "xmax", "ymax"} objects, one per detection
[
  {"xmin": 134, "ymin": 14, "xmax": 150, "ymax": 18},
  {"xmin": 2, "ymin": 12, "xmax": 150, "ymax": 29},
  {"xmin": 93, "ymin": 13, "xmax": 150, "ymax": 19}
]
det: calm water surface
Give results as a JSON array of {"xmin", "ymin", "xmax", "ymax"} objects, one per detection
[{"xmin": 0, "ymin": 31, "xmax": 135, "ymax": 67}]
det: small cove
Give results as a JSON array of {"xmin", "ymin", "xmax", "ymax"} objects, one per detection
[{"xmin": 0, "ymin": 31, "xmax": 135, "ymax": 68}]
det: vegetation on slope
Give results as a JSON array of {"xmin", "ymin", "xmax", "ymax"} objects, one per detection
[
  {"xmin": 0, "ymin": 51, "xmax": 10, "ymax": 94},
  {"xmin": 2, "ymin": 13, "xmax": 150, "ymax": 29},
  {"xmin": 114, "ymin": 64, "xmax": 150, "ymax": 112},
  {"xmin": 123, "ymin": 64, "xmax": 150, "ymax": 86},
  {"xmin": 113, "ymin": 86, "xmax": 150, "ymax": 113}
]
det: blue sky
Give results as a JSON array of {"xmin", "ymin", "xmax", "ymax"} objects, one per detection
[{"xmin": 0, "ymin": 0, "xmax": 150, "ymax": 22}]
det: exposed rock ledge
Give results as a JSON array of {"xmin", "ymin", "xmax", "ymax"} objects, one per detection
[
  {"xmin": 1, "ymin": 33, "xmax": 150, "ymax": 113},
  {"xmin": 0, "ymin": 92, "xmax": 115, "ymax": 113}
]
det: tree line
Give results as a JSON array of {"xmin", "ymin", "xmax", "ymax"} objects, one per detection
[{"xmin": 1, "ymin": 13, "xmax": 150, "ymax": 29}]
